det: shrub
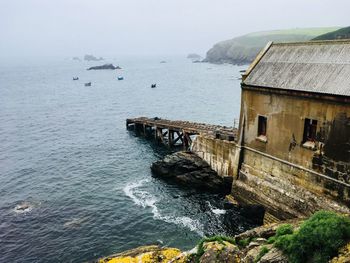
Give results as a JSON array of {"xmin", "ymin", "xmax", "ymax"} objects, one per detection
[
  {"xmin": 236, "ymin": 237, "xmax": 251, "ymax": 248},
  {"xmin": 274, "ymin": 211, "xmax": 350, "ymax": 263},
  {"xmin": 275, "ymin": 224, "xmax": 294, "ymax": 237}
]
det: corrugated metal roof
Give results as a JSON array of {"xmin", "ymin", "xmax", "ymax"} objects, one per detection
[{"xmin": 243, "ymin": 40, "xmax": 350, "ymax": 97}]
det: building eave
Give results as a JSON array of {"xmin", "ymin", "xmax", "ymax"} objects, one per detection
[{"xmin": 241, "ymin": 83, "xmax": 350, "ymax": 104}]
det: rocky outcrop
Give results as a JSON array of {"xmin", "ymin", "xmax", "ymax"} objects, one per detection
[
  {"xmin": 151, "ymin": 151, "xmax": 233, "ymax": 193},
  {"xmin": 87, "ymin": 64, "xmax": 118, "ymax": 70},
  {"xmin": 95, "ymin": 245, "xmax": 182, "ymax": 263},
  {"xmin": 94, "ymin": 216, "xmax": 350, "ymax": 263},
  {"xmin": 84, "ymin": 54, "xmax": 104, "ymax": 61}
]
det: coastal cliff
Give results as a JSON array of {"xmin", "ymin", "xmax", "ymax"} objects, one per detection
[
  {"xmin": 95, "ymin": 211, "xmax": 350, "ymax": 263},
  {"xmin": 203, "ymin": 27, "xmax": 339, "ymax": 65}
]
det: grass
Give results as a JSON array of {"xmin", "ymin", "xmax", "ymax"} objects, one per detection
[{"xmin": 272, "ymin": 211, "xmax": 350, "ymax": 263}]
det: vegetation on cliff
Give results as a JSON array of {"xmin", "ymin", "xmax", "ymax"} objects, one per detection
[
  {"xmin": 95, "ymin": 211, "xmax": 350, "ymax": 263},
  {"xmin": 271, "ymin": 211, "xmax": 350, "ymax": 263},
  {"xmin": 312, "ymin": 26, "xmax": 350, "ymax": 40},
  {"xmin": 204, "ymin": 27, "xmax": 339, "ymax": 65}
]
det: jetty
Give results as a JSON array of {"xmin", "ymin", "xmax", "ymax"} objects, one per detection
[{"xmin": 126, "ymin": 117, "xmax": 237, "ymax": 148}]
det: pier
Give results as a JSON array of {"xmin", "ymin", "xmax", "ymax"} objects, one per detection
[{"xmin": 126, "ymin": 117, "xmax": 238, "ymax": 148}]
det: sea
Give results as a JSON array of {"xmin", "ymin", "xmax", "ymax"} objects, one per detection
[{"xmin": 0, "ymin": 56, "xmax": 256, "ymax": 262}]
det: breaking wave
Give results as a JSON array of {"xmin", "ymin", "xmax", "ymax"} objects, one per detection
[
  {"xmin": 123, "ymin": 179, "xmax": 204, "ymax": 236},
  {"xmin": 206, "ymin": 201, "xmax": 226, "ymax": 215}
]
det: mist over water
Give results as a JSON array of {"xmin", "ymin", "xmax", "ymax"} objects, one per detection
[{"xmin": 0, "ymin": 56, "xmax": 254, "ymax": 262}]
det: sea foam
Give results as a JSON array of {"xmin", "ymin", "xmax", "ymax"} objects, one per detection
[{"xmin": 123, "ymin": 180, "xmax": 204, "ymax": 236}]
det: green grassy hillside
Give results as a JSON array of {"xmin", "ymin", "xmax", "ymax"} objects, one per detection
[
  {"xmin": 204, "ymin": 27, "xmax": 340, "ymax": 65},
  {"xmin": 312, "ymin": 26, "xmax": 350, "ymax": 40}
]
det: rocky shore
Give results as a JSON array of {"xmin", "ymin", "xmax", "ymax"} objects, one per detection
[
  {"xmin": 95, "ymin": 211, "xmax": 350, "ymax": 263},
  {"xmin": 150, "ymin": 151, "xmax": 233, "ymax": 194}
]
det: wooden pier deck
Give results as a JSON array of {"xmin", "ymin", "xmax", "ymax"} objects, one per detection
[{"xmin": 126, "ymin": 117, "xmax": 238, "ymax": 148}]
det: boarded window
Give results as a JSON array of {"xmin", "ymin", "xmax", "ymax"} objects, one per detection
[
  {"xmin": 258, "ymin": 116, "xmax": 267, "ymax": 136},
  {"xmin": 303, "ymin": 118, "xmax": 317, "ymax": 142}
]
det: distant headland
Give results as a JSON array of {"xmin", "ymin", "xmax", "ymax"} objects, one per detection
[{"xmin": 203, "ymin": 27, "xmax": 345, "ymax": 65}]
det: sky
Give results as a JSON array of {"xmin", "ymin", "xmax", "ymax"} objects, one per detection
[{"xmin": 0, "ymin": 0, "xmax": 349, "ymax": 57}]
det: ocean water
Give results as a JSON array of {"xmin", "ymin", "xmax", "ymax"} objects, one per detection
[{"xmin": 0, "ymin": 56, "xmax": 255, "ymax": 262}]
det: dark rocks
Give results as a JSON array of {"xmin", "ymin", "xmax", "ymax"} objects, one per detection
[
  {"xmin": 187, "ymin": 53, "xmax": 202, "ymax": 60},
  {"xmin": 87, "ymin": 64, "xmax": 118, "ymax": 70},
  {"xmin": 151, "ymin": 151, "xmax": 232, "ymax": 193},
  {"xmin": 84, "ymin": 54, "xmax": 104, "ymax": 61}
]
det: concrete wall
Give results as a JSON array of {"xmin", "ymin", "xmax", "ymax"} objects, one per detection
[{"xmin": 191, "ymin": 135, "xmax": 240, "ymax": 178}]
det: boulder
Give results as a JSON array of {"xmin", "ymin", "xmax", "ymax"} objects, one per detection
[
  {"xmin": 199, "ymin": 241, "xmax": 242, "ymax": 263},
  {"xmin": 151, "ymin": 151, "xmax": 232, "ymax": 193}
]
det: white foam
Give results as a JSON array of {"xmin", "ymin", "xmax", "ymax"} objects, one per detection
[
  {"xmin": 123, "ymin": 180, "xmax": 204, "ymax": 236},
  {"xmin": 13, "ymin": 202, "xmax": 33, "ymax": 214},
  {"xmin": 206, "ymin": 201, "xmax": 226, "ymax": 215},
  {"xmin": 212, "ymin": 208, "xmax": 226, "ymax": 215}
]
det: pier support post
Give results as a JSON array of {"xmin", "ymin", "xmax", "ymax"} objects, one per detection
[{"xmin": 168, "ymin": 130, "xmax": 174, "ymax": 147}]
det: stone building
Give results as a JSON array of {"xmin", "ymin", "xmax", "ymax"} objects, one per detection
[{"xmin": 193, "ymin": 40, "xmax": 350, "ymax": 222}]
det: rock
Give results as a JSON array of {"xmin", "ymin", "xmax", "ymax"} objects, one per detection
[
  {"xmin": 96, "ymin": 245, "xmax": 182, "ymax": 263},
  {"xmin": 235, "ymin": 218, "xmax": 302, "ymax": 243},
  {"xmin": 239, "ymin": 204, "xmax": 265, "ymax": 225},
  {"xmin": 199, "ymin": 241, "xmax": 242, "ymax": 263},
  {"xmin": 247, "ymin": 241, "xmax": 261, "ymax": 250},
  {"xmin": 187, "ymin": 53, "xmax": 202, "ymax": 60},
  {"xmin": 16, "ymin": 203, "xmax": 30, "ymax": 211},
  {"xmin": 84, "ymin": 54, "xmax": 104, "ymax": 61},
  {"xmin": 243, "ymin": 245, "xmax": 263, "ymax": 263},
  {"xmin": 151, "ymin": 151, "xmax": 233, "ymax": 193},
  {"xmin": 14, "ymin": 202, "xmax": 32, "ymax": 213},
  {"xmin": 259, "ymin": 247, "xmax": 288, "ymax": 263},
  {"xmin": 87, "ymin": 64, "xmax": 117, "ymax": 70},
  {"xmin": 330, "ymin": 242, "xmax": 350, "ymax": 263}
]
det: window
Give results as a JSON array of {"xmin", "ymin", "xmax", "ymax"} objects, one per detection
[
  {"xmin": 257, "ymin": 115, "xmax": 267, "ymax": 142},
  {"xmin": 303, "ymin": 118, "xmax": 317, "ymax": 142},
  {"xmin": 302, "ymin": 118, "xmax": 317, "ymax": 149}
]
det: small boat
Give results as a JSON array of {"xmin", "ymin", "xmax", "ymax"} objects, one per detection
[
  {"xmin": 118, "ymin": 77, "xmax": 124, "ymax": 80},
  {"xmin": 73, "ymin": 77, "xmax": 79, "ymax": 80},
  {"xmin": 151, "ymin": 84, "xmax": 156, "ymax": 88},
  {"xmin": 84, "ymin": 82, "xmax": 91, "ymax": 86}
]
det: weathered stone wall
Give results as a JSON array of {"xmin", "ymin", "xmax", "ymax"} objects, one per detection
[
  {"xmin": 240, "ymin": 87, "xmax": 350, "ymax": 180},
  {"xmin": 191, "ymin": 135, "xmax": 240, "ymax": 178},
  {"xmin": 234, "ymin": 149, "xmax": 350, "ymax": 220}
]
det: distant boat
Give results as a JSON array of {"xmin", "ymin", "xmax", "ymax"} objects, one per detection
[
  {"xmin": 73, "ymin": 77, "xmax": 79, "ymax": 80},
  {"xmin": 151, "ymin": 84, "xmax": 156, "ymax": 88},
  {"xmin": 118, "ymin": 77, "xmax": 124, "ymax": 80},
  {"xmin": 160, "ymin": 61, "xmax": 167, "ymax": 64},
  {"xmin": 84, "ymin": 82, "xmax": 91, "ymax": 86}
]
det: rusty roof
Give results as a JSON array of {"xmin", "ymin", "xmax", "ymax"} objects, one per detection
[{"xmin": 243, "ymin": 40, "xmax": 350, "ymax": 97}]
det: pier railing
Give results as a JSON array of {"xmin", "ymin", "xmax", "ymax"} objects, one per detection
[{"xmin": 126, "ymin": 117, "xmax": 238, "ymax": 148}]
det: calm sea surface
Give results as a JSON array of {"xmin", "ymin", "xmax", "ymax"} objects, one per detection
[{"xmin": 0, "ymin": 56, "xmax": 254, "ymax": 262}]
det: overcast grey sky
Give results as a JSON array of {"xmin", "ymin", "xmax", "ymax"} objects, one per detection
[{"xmin": 0, "ymin": 0, "xmax": 349, "ymax": 57}]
